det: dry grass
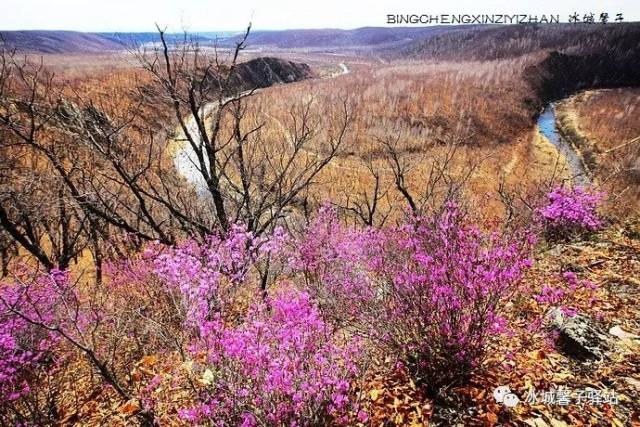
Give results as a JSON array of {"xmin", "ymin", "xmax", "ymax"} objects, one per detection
[
  {"xmin": 556, "ymin": 89, "xmax": 640, "ymax": 216},
  {"xmin": 25, "ymin": 51, "xmax": 636, "ymax": 223},
  {"xmin": 570, "ymin": 89, "xmax": 640, "ymax": 148},
  {"xmin": 233, "ymin": 54, "xmax": 575, "ymax": 221}
]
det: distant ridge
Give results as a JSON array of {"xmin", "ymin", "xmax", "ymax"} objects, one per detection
[
  {"xmin": 216, "ymin": 26, "xmax": 472, "ymax": 49},
  {"xmin": 0, "ymin": 30, "xmax": 122, "ymax": 53},
  {"xmin": 0, "ymin": 27, "xmax": 471, "ymax": 53},
  {"xmin": 399, "ymin": 22, "xmax": 640, "ymax": 60},
  {"xmin": 98, "ymin": 32, "xmax": 219, "ymax": 47},
  {"xmin": 0, "ymin": 30, "xmax": 221, "ymax": 53},
  {"xmin": 2, "ymin": 24, "xmax": 640, "ymax": 57}
]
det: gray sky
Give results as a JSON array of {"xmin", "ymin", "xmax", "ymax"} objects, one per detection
[{"xmin": 1, "ymin": 0, "xmax": 638, "ymax": 31}]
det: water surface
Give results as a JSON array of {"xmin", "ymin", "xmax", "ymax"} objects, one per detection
[{"xmin": 537, "ymin": 104, "xmax": 589, "ymax": 185}]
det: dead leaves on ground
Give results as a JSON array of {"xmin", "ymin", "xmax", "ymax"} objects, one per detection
[
  {"xmin": 45, "ymin": 226, "xmax": 640, "ymax": 425},
  {"xmin": 359, "ymin": 226, "xmax": 640, "ymax": 425}
]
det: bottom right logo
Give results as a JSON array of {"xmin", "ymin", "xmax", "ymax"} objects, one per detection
[{"xmin": 493, "ymin": 385, "xmax": 520, "ymax": 408}]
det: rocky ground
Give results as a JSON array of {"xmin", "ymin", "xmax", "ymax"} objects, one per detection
[{"xmin": 360, "ymin": 220, "xmax": 640, "ymax": 426}]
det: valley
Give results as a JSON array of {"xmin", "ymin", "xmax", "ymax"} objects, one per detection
[{"xmin": 0, "ymin": 21, "xmax": 639, "ymax": 426}]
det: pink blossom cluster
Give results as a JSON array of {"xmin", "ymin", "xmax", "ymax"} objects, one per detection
[
  {"xmin": 178, "ymin": 289, "xmax": 361, "ymax": 426},
  {"xmin": 293, "ymin": 203, "xmax": 534, "ymax": 391},
  {"xmin": 290, "ymin": 205, "xmax": 384, "ymax": 324},
  {"xmin": 152, "ymin": 224, "xmax": 283, "ymax": 330},
  {"xmin": 145, "ymin": 224, "xmax": 361, "ymax": 425},
  {"xmin": 0, "ymin": 317, "xmax": 38, "ymax": 402},
  {"xmin": 0, "ymin": 270, "xmax": 63, "ymax": 403},
  {"xmin": 538, "ymin": 186, "xmax": 605, "ymax": 237},
  {"xmin": 534, "ymin": 271, "xmax": 600, "ymax": 317}
]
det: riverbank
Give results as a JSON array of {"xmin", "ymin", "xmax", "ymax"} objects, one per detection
[
  {"xmin": 554, "ymin": 89, "xmax": 640, "ymax": 216},
  {"xmin": 554, "ymin": 95, "xmax": 598, "ymax": 176},
  {"xmin": 172, "ymin": 63, "xmax": 350, "ymax": 196},
  {"xmin": 537, "ymin": 103, "xmax": 590, "ymax": 186}
]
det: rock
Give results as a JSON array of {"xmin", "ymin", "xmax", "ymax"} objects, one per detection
[
  {"xmin": 609, "ymin": 325, "xmax": 640, "ymax": 340},
  {"xmin": 546, "ymin": 308, "xmax": 611, "ymax": 360},
  {"xmin": 547, "ymin": 245, "xmax": 564, "ymax": 258}
]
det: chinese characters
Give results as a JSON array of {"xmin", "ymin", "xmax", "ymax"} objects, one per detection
[
  {"xmin": 525, "ymin": 387, "xmax": 618, "ymax": 406},
  {"xmin": 568, "ymin": 12, "xmax": 624, "ymax": 23}
]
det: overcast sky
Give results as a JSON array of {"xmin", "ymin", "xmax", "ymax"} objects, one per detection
[{"xmin": 1, "ymin": 0, "xmax": 638, "ymax": 32}]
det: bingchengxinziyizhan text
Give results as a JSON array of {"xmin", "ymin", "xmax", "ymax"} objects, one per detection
[{"xmin": 386, "ymin": 13, "xmax": 625, "ymax": 25}]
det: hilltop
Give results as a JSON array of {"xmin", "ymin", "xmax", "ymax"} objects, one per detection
[
  {"xmin": 0, "ymin": 30, "xmax": 122, "ymax": 53},
  {"xmin": 3, "ymin": 24, "xmax": 640, "ymax": 60}
]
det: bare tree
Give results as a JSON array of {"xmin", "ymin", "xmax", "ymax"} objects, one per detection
[
  {"xmin": 135, "ymin": 25, "xmax": 351, "ymax": 236},
  {"xmin": 0, "ymin": 53, "xmax": 90, "ymax": 270},
  {"xmin": 0, "ymin": 228, "xmax": 18, "ymax": 276},
  {"xmin": 0, "ymin": 47, "xmax": 202, "ymax": 272},
  {"xmin": 0, "ymin": 25, "xmax": 351, "ymax": 278},
  {"xmin": 339, "ymin": 157, "xmax": 390, "ymax": 227},
  {"xmin": 379, "ymin": 135, "xmax": 480, "ymax": 216}
]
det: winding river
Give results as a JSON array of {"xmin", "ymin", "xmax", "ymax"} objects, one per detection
[
  {"xmin": 173, "ymin": 63, "xmax": 350, "ymax": 195},
  {"xmin": 175, "ymin": 68, "xmax": 589, "ymax": 195},
  {"xmin": 173, "ymin": 102, "xmax": 219, "ymax": 196},
  {"xmin": 537, "ymin": 103, "xmax": 589, "ymax": 185}
]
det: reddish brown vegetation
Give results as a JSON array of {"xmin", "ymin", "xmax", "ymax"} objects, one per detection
[{"xmin": 0, "ymin": 24, "xmax": 639, "ymax": 426}]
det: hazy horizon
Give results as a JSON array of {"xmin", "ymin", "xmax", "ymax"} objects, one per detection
[
  {"xmin": 2, "ymin": 0, "xmax": 639, "ymax": 32},
  {"xmin": 3, "ymin": 21, "xmax": 640, "ymax": 35}
]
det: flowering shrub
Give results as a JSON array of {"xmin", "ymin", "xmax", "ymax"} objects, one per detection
[
  {"xmin": 290, "ymin": 205, "xmax": 383, "ymax": 325},
  {"xmin": 179, "ymin": 289, "xmax": 362, "ymax": 426},
  {"xmin": 295, "ymin": 203, "xmax": 533, "ymax": 392},
  {"xmin": 538, "ymin": 186, "xmax": 605, "ymax": 238},
  {"xmin": 145, "ymin": 225, "xmax": 363, "ymax": 425},
  {"xmin": 0, "ymin": 266, "xmax": 163, "ymax": 424},
  {"xmin": 0, "ymin": 315, "xmax": 40, "ymax": 403},
  {"xmin": 372, "ymin": 204, "xmax": 533, "ymax": 391},
  {"xmin": 152, "ymin": 224, "xmax": 265, "ymax": 330},
  {"xmin": 150, "ymin": 224, "xmax": 288, "ymax": 332},
  {"xmin": 0, "ymin": 270, "xmax": 61, "ymax": 406}
]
